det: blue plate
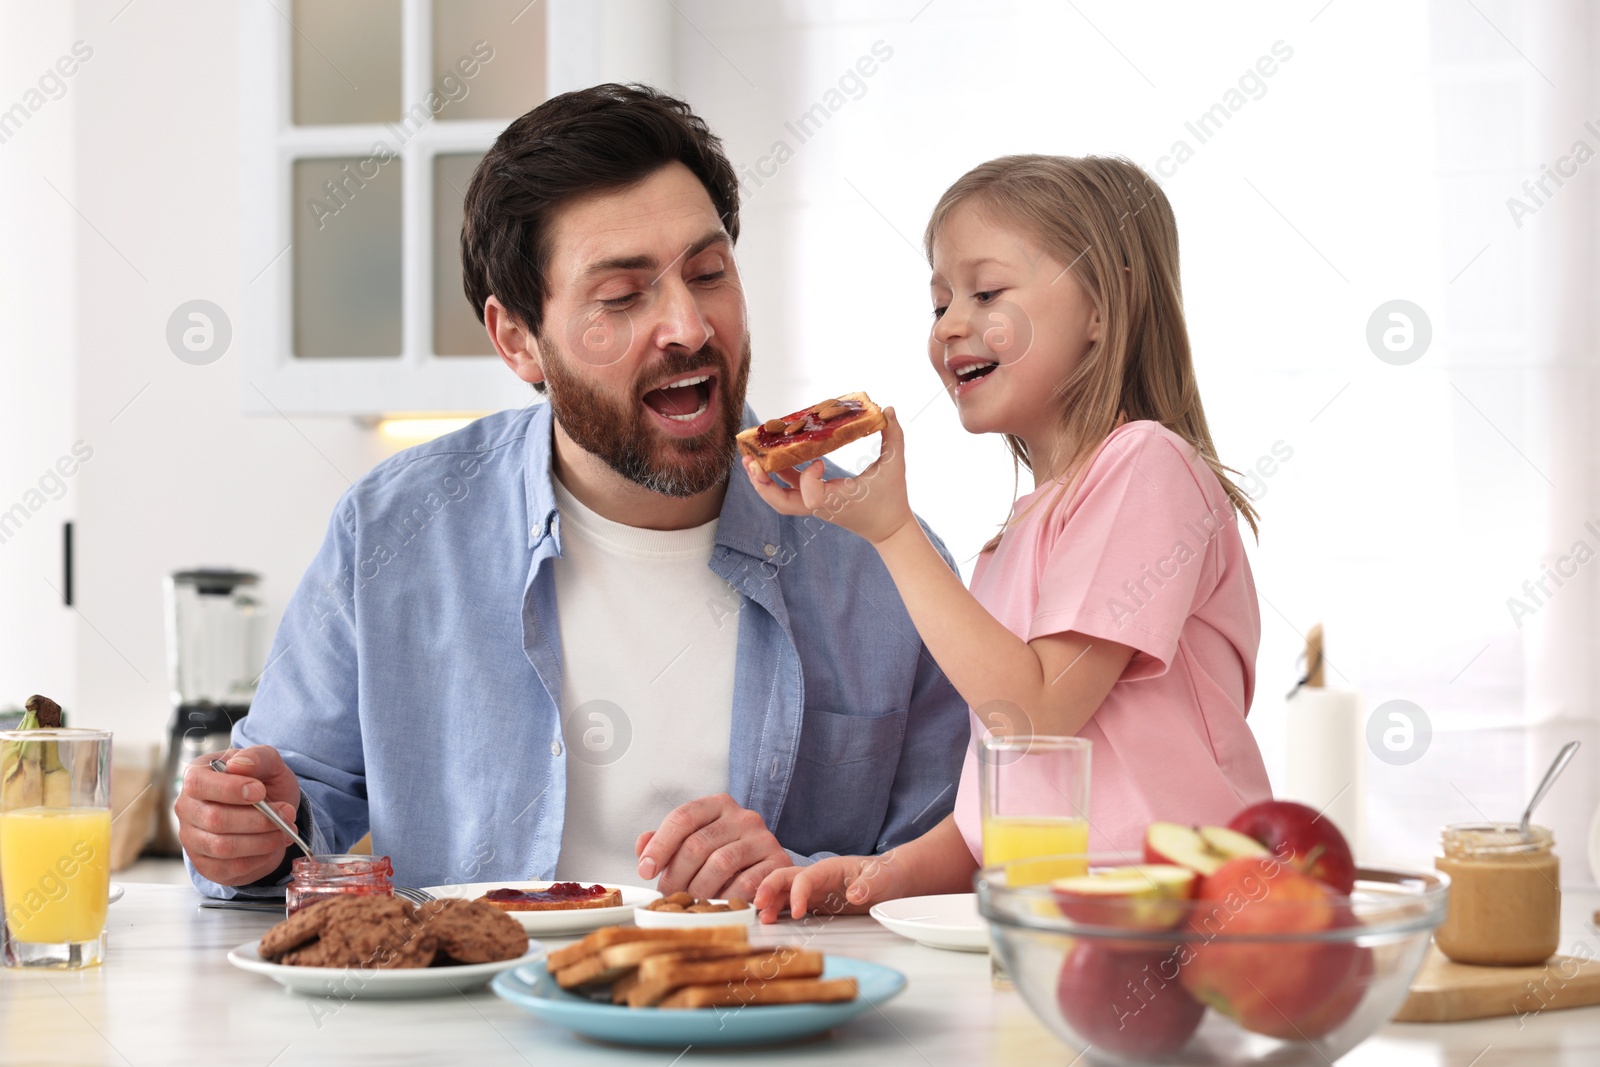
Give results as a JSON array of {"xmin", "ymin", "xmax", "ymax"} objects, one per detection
[{"xmin": 491, "ymin": 955, "xmax": 906, "ymax": 1048}]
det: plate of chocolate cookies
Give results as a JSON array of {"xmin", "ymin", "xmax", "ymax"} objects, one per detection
[{"xmin": 228, "ymin": 895, "xmax": 545, "ymax": 998}]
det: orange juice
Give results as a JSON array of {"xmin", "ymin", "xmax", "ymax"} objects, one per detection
[
  {"xmin": 982, "ymin": 815, "xmax": 1090, "ymax": 885},
  {"xmin": 0, "ymin": 807, "xmax": 112, "ymax": 943}
]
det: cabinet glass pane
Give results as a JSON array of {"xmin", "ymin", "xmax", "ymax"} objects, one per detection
[
  {"xmin": 433, "ymin": 153, "xmax": 494, "ymax": 355},
  {"xmin": 293, "ymin": 158, "xmax": 403, "ymax": 358},
  {"xmin": 292, "ymin": 0, "xmax": 402, "ymax": 126},
  {"xmin": 432, "ymin": 0, "xmax": 546, "ymax": 121}
]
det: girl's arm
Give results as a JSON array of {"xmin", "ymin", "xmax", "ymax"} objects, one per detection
[
  {"xmin": 745, "ymin": 410, "xmax": 1134, "ymax": 737},
  {"xmin": 753, "ymin": 814, "xmax": 977, "ymax": 922}
]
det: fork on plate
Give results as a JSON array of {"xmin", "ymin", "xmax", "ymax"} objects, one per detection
[{"xmin": 394, "ymin": 886, "xmax": 437, "ymax": 904}]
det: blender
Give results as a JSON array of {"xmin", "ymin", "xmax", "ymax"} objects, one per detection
[{"xmin": 150, "ymin": 568, "xmax": 265, "ymax": 854}]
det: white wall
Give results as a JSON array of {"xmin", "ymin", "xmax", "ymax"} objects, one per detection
[
  {"xmin": 0, "ymin": 3, "xmax": 81, "ymax": 720},
  {"xmin": 674, "ymin": 2, "xmax": 1026, "ymax": 572}
]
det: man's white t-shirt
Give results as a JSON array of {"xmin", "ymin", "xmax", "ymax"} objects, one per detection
[{"xmin": 549, "ymin": 477, "xmax": 739, "ymax": 885}]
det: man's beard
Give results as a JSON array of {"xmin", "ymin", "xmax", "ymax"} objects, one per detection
[{"xmin": 539, "ymin": 335, "xmax": 751, "ymax": 498}]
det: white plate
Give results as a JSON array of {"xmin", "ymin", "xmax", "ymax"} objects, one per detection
[
  {"xmin": 421, "ymin": 881, "xmax": 659, "ymax": 936},
  {"xmin": 634, "ymin": 898, "xmax": 757, "ymax": 930},
  {"xmin": 107, "ymin": 883, "xmax": 124, "ymax": 905},
  {"xmin": 870, "ymin": 893, "xmax": 989, "ymax": 952},
  {"xmin": 227, "ymin": 940, "xmax": 546, "ymax": 998}
]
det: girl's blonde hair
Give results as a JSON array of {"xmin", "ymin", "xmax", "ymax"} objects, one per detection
[{"xmin": 925, "ymin": 154, "xmax": 1260, "ymax": 546}]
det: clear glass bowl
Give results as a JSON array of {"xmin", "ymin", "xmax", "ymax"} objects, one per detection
[{"xmin": 976, "ymin": 859, "xmax": 1448, "ymax": 1065}]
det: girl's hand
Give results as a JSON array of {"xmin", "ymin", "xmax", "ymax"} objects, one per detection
[
  {"xmin": 753, "ymin": 851, "xmax": 906, "ymax": 923},
  {"xmin": 742, "ymin": 408, "xmax": 912, "ymax": 547}
]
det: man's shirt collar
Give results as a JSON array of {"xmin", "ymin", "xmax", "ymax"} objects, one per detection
[{"xmin": 521, "ymin": 400, "xmax": 783, "ymax": 562}]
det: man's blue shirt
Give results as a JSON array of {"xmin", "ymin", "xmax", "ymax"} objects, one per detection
[{"xmin": 191, "ymin": 403, "xmax": 967, "ymax": 896}]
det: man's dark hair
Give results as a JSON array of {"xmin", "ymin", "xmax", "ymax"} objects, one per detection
[{"xmin": 460, "ymin": 83, "xmax": 740, "ymax": 345}]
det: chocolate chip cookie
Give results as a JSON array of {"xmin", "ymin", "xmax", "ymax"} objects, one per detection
[
  {"xmin": 417, "ymin": 898, "xmax": 529, "ymax": 964},
  {"xmin": 259, "ymin": 897, "xmax": 334, "ymax": 960},
  {"xmin": 259, "ymin": 895, "xmax": 436, "ymax": 969}
]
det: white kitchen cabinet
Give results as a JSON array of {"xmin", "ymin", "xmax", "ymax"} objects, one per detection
[{"xmin": 238, "ymin": 0, "xmax": 673, "ymax": 417}]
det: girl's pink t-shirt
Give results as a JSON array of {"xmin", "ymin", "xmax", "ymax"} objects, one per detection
[{"xmin": 952, "ymin": 420, "xmax": 1272, "ymax": 861}]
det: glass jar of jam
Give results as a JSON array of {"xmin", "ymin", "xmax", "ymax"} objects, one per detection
[
  {"xmin": 285, "ymin": 854, "xmax": 395, "ymax": 915},
  {"xmin": 1434, "ymin": 823, "xmax": 1559, "ymax": 966}
]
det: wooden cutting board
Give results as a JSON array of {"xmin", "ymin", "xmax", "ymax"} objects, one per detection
[{"xmin": 1395, "ymin": 946, "xmax": 1600, "ymax": 1022}]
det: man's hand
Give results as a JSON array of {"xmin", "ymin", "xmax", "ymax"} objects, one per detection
[
  {"xmin": 634, "ymin": 794, "xmax": 789, "ymax": 900},
  {"xmin": 175, "ymin": 745, "xmax": 303, "ymax": 887}
]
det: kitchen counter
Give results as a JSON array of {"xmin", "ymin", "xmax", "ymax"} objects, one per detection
[{"xmin": 3, "ymin": 883, "xmax": 1598, "ymax": 1065}]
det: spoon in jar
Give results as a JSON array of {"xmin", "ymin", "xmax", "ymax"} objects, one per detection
[
  {"xmin": 1520, "ymin": 741, "xmax": 1580, "ymax": 836},
  {"xmin": 209, "ymin": 758, "xmax": 315, "ymax": 858}
]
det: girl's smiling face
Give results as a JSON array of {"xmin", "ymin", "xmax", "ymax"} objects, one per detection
[{"xmin": 928, "ymin": 201, "xmax": 1102, "ymax": 469}]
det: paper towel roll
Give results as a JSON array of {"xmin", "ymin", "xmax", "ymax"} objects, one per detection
[{"xmin": 1283, "ymin": 688, "xmax": 1365, "ymax": 859}]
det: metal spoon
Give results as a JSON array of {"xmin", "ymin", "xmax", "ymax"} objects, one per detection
[
  {"xmin": 1520, "ymin": 741, "xmax": 1580, "ymax": 836},
  {"xmin": 209, "ymin": 758, "xmax": 314, "ymax": 858}
]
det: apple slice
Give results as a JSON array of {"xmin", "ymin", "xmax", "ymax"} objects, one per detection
[
  {"xmin": 1199, "ymin": 825, "xmax": 1271, "ymax": 862},
  {"xmin": 1145, "ymin": 822, "xmax": 1225, "ymax": 876},
  {"xmin": 1053, "ymin": 864, "xmax": 1196, "ymax": 930}
]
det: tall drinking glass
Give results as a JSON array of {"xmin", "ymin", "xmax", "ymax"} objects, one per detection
[
  {"xmin": 980, "ymin": 735, "xmax": 1091, "ymax": 984},
  {"xmin": 1, "ymin": 728, "xmax": 113, "ymax": 969}
]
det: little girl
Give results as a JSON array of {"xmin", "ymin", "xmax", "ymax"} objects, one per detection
[{"xmin": 745, "ymin": 155, "xmax": 1272, "ymax": 920}]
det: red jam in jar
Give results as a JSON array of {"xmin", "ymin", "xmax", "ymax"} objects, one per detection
[{"xmin": 285, "ymin": 854, "xmax": 395, "ymax": 915}]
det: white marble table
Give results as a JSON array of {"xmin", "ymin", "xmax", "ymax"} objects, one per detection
[{"xmin": 3, "ymin": 883, "xmax": 1598, "ymax": 1066}]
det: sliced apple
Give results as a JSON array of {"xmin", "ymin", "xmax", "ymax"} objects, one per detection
[
  {"xmin": 1198, "ymin": 825, "xmax": 1271, "ymax": 863},
  {"xmin": 1144, "ymin": 821, "xmax": 1271, "ymax": 881},
  {"xmin": 1145, "ymin": 822, "xmax": 1225, "ymax": 876},
  {"xmin": 1052, "ymin": 864, "xmax": 1197, "ymax": 930}
]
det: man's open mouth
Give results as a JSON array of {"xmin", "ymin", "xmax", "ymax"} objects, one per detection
[{"xmin": 642, "ymin": 371, "xmax": 716, "ymax": 423}]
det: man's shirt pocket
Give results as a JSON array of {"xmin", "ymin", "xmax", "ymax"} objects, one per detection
[{"xmin": 778, "ymin": 706, "xmax": 908, "ymax": 857}]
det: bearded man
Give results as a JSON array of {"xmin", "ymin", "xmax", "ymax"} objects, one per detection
[{"xmin": 178, "ymin": 85, "xmax": 968, "ymax": 902}]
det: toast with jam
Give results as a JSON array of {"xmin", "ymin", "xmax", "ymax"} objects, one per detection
[
  {"xmin": 736, "ymin": 392, "xmax": 887, "ymax": 473},
  {"xmin": 477, "ymin": 883, "xmax": 623, "ymax": 912}
]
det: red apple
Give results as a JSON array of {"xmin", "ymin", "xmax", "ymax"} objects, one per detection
[
  {"xmin": 1227, "ymin": 800, "xmax": 1357, "ymax": 894},
  {"xmin": 1177, "ymin": 855, "xmax": 1362, "ymax": 1038},
  {"xmin": 1289, "ymin": 944, "xmax": 1372, "ymax": 1039},
  {"xmin": 1145, "ymin": 821, "xmax": 1268, "ymax": 877},
  {"xmin": 1052, "ymin": 865, "xmax": 1196, "ymax": 930},
  {"xmin": 1056, "ymin": 940, "xmax": 1206, "ymax": 1056}
]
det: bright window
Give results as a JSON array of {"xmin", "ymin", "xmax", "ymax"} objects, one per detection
[{"xmin": 240, "ymin": 0, "xmax": 545, "ymax": 415}]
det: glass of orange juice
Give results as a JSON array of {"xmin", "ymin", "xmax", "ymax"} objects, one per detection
[
  {"xmin": 1, "ymin": 728, "xmax": 112, "ymax": 969},
  {"xmin": 980, "ymin": 734, "xmax": 1091, "ymax": 984}
]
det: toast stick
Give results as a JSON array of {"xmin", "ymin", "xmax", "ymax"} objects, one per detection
[
  {"xmin": 627, "ymin": 948, "xmax": 825, "ymax": 1008},
  {"xmin": 546, "ymin": 924, "xmax": 747, "ymax": 972},
  {"xmin": 556, "ymin": 940, "xmax": 757, "ymax": 990},
  {"xmin": 658, "ymin": 976, "xmax": 859, "ymax": 1009},
  {"xmin": 609, "ymin": 945, "xmax": 764, "ymax": 1003}
]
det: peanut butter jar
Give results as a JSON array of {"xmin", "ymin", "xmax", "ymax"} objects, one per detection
[{"xmin": 1434, "ymin": 823, "xmax": 1560, "ymax": 966}]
